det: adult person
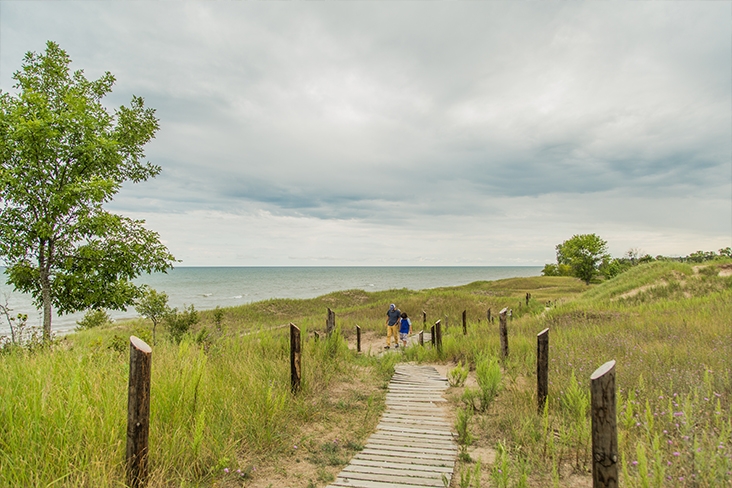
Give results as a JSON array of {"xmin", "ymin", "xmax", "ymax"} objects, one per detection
[{"xmin": 385, "ymin": 303, "xmax": 401, "ymax": 349}]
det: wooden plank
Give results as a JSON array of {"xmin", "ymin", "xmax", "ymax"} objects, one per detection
[
  {"xmin": 366, "ymin": 434, "xmax": 457, "ymax": 449},
  {"xmin": 349, "ymin": 458, "xmax": 454, "ymax": 473},
  {"xmin": 368, "ymin": 431, "xmax": 455, "ymax": 444},
  {"xmin": 362, "ymin": 439, "xmax": 456, "ymax": 453},
  {"xmin": 335, "ymin": 470, "xmax": 447, "ymax": 487},
  {"xmin": 329, "ymin": 478, "xmax": 446, "ymax": 488},
  {"xmin": 386, "ymin": 396, "xmax": 447, "ymax": 403},
  {"xmin": 368, "ymin": 434, "xmax": 454, "ymax": 448},
  {"xmin": 384, "ymin": 409, "xmax": 447, "ymax": 418},
  {"xmin": 381, "ymin": 412, "xmax": 450, "ymax": 423},
  {"xmin": 341, "ymin": 465, "xmax": 444, "ymax": 481},
  {"xmin": 377, "ymin": 423, "xmax": 454, "ymax": 436},
  {"xmin": 364, "ymin": 438, "xmax": 457, "ymax": 454},
  {"xmin": 360, "ymin": 447, "xmax": 455, "ymax": 462},
  {"xmin": 354, "ymin": 452, "xmax": 455, "ymax": 467},
  {"xmin": 385, "ymin": 403, "xmax": 446, "ymax": 412},
  {"xmin": 378, "ymin": 419, "xmax": 452, "ymax": 431}
]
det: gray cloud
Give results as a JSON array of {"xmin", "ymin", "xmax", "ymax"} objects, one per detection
[{"xmin": 1, "ymin": 1, "xmax": 729, "ymax": 264}]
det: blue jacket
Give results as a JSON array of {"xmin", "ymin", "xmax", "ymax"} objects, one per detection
[{"xmin": 399, "ymin": 317, "xmax": 411, "ymax": 334}]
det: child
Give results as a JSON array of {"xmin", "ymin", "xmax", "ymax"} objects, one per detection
[{"xmin": 398, "ymin": 312, "xmax": 412, "ymax": 348}]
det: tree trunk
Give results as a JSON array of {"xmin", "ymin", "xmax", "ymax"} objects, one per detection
[{"xmin": 39, "ymin": 265, "xmax": 52, "ymax": 342}]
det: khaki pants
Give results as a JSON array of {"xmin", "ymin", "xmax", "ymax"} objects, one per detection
[{"xmin": 386, "ymin": 325, "xmax": 398, "ymax": 346}]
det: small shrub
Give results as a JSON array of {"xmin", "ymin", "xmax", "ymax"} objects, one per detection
[
  {"xmin": 459, "ymin": 461, "xmax": 482, "ymax": 488},
  {"xmin": 455, "ymin": 407, "xmax": 474, "ymax": 446},
  {"xmin": 108, "ymin": 334, "xmax": 127, "ymax": 353},
  {"xmin": 475, "ymin": 354, "xmax": 502, "ymax": 412},
  {"xmin": 76, "ymin": 309, "xmax": 111, "ymax": 330},
  {"xmin": 448, "ymin": 361, "xmax": 469, "ymax": 387},
  {"xmin": 165, "ymin": 304, "xmax": 199, "ymax": 343},
  {"xmin": 461, "ymin": 387, "xmax": 481, "ymax": 411},
  {"xmin": 213, "ymin": 306, "xmax": 224, "ymax": 331}
]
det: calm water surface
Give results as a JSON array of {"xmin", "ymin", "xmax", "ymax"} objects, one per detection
[{"xmin": 0, "ymin": 266, "xmax": 541, "ymax": 336}]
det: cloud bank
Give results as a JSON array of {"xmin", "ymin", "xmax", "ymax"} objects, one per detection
[{"xmin": 1, "ymin": 2, "xmax": 730, "ymax": 265}]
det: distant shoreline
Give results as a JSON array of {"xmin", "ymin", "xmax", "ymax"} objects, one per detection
[{"xmin": 1, "ymin": 266, "xmax": 542, "ymax": 336}]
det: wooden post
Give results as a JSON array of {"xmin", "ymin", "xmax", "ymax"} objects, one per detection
[
  {"xmin": 127, "ymin": 336, "xmax": 152, "ymax": 488},
  {"xmin": 430, "ymin": 325, "xmax": 436, "ymax": 346},
  {"xmin": 419, "ymin": 330, "xmax": 424, "ymax": 346},
  {"xmin": 537, "ymin": 328, "xmax": 549, "ymax": 413},
  {"xmin": 591, "ymin": 360, "xmax": 619, "ymax": 488},
  {"xmin": 526, "ymin": 292, "xmax": 531, "ymax": 306},
  {"xmin": 313, "ymin": 331, "xmax": 319, "ymax": 342},
  {"xmin": 422, "ymin": 310, "xmax": 427, "ymax": 328},
  {"xmin": 487, "ymin": 308, "xmax": 491, "ymax": 323},
  {"xmin": 326, "ymin": 308, "xmax": 335, "ymax": 337},
  {"xmin": 435, "ymin": 320, "xmax": 443, "ymax": 354},
  {"xmin": 499, "ymin": 308, "xmax": 509, "ymax": 360},
  {"xmin": 356, "ymin": 325, "xmax": 361, "ymax": 353},
  {"xmin": 290, "ymin": 324, "xmax": 301, "ymax": 394},
  {"xmin": 462, "ymin": 310, "xmax": 467, "ymax": 335}
]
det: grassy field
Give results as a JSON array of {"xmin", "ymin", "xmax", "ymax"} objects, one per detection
[
  {"xmin": 439, "ymin": 260, "xmax": 732, "ymax": 488},
  {"xmin": 0, "ymin": 261, "xmax": 729, "ymax": 487}
]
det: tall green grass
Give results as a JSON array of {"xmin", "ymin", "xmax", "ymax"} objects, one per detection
[
  {"xmin": 439, "ymin": 261, "xmax": 731, "ymax": 487},
  {"xmin": 0, "ymin": 325, "xmax": 374, "ymax": 486},
  {"xmin": 3, "ymin": 264, "xmax": 726, "ymax": 486}
]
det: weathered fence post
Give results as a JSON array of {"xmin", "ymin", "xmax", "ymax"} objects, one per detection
[
  {"xmin": 313, "ymin": 331, "xmax": 319, "ymax": 342},
  {"xmin": 430, "ymin": 324, "xmax": 436, "ymax": 347},
  {"xmin": 422, "ymin": 310, "xmax": 427, "ymax": 328},
  {"xmin": 499, "ymin": 307, "xmax": 509, "ymax": 360},
  {"xmin": 591, "ymin": 360, "xmax": 619, "ymax": 488},
  {"xmin": 537, "ymin": 328, "xmax": 549, "ymax": 413},
  {"xmin": 290, "ymin": 323, "xmax": 301, "ymax": 394},
  {"xmin": 326, "ymin": 308, "xmax": 335, "ymax": 337},
  {"xmin": 487, "ymin": 308, "xmax": 491, "ymax": 323},
  {"xmin": 526, "ymin": 292, "xmax": 531, "ymax": 306},
  {"xmin": 462, "ymin": 310, "xmax": 467, "ymax": 335},
  {"xmin": 356, "ymin": 325, "xmax": 361, "ymax": 353},
  {"xmin": 419, "ymin": 330, "xmax": 424, "ymax": 346},
  {"xmin": 435, "ymin": 320, "xmax": 443, "ymax": 354},
  {"xmin": 127, "ymin": 336, "xmax": 152, "ymax": 488}
]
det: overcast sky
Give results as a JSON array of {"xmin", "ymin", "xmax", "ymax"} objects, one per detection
[{"xmin": 1, "ymin": 1, "xmax": 730, "ymax": 266}]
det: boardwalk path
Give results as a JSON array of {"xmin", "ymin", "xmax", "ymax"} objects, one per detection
[{"xmin": 327, "ymin": 363, "xmax": 457, "ymax": 488}]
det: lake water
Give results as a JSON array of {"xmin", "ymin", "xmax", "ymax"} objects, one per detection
[{"xmin": 0, "ymin": 266, "xmax": 541, "ymax": 336}]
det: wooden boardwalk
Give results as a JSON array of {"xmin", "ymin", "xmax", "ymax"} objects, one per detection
[{"xmin": 327, "ymin": 363, "xmax": 457, "ymax": 488}]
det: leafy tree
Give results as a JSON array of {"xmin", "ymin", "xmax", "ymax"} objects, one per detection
[
  {"xmin": 555, "ymin": 234, "xmax": 609, "ymax": 284},
  {"xmin": 134, "ymin": 286, "xmax": 170, "ymax": 345},
  {"xmin": 599, "ymin": 256, "xmax": 628, "ymax": 280},
  {"xmin": 0, "ymin": 41, "xmax": 175, "ymax": 341}
]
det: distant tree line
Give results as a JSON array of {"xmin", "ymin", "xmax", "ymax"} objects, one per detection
[{"xmin": 542, "ymin": 234, "xmax": 731, "ymax": 284}]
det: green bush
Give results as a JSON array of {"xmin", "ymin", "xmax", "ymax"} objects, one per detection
[
  {"xmin": 165, "ymin": 305, "xmax": 199, "ymax": 343},
  {"xmin": 448, "ymin": 361, "xmax": 469, "ymax": 387},
  {"xmin": 476, "ymin": 354, "xmax": 502, "ymax": 412},
  {"xmin": 76, "ymin": 309, "xmax": 112, "ymax": 331}
]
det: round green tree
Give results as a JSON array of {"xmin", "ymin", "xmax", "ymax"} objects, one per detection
[
  {"xmin": 0, "ymin": 41, "xmax": 175, "ymax": 341},
  {"xmin": 555, "ymin": 234, "xmax": 609, "ymax": 285}
]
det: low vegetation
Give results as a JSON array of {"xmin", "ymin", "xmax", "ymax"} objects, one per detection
[{"xmin": 0, "ymin": 260, "xmax": 729, "ymax": 487}]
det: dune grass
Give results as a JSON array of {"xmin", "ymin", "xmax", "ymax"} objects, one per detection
[
  {"xmin": 0, "ymin": 263, "xmax": 729, "ymax": 487},
  {"xmin": 442, "ymin": 260, "xmax": 731, "ymax": 487}
]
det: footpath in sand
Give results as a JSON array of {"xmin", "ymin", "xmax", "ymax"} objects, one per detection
[{"xmin": 326, "ymin": 362, "xmax": 457, "ymax": 488}]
